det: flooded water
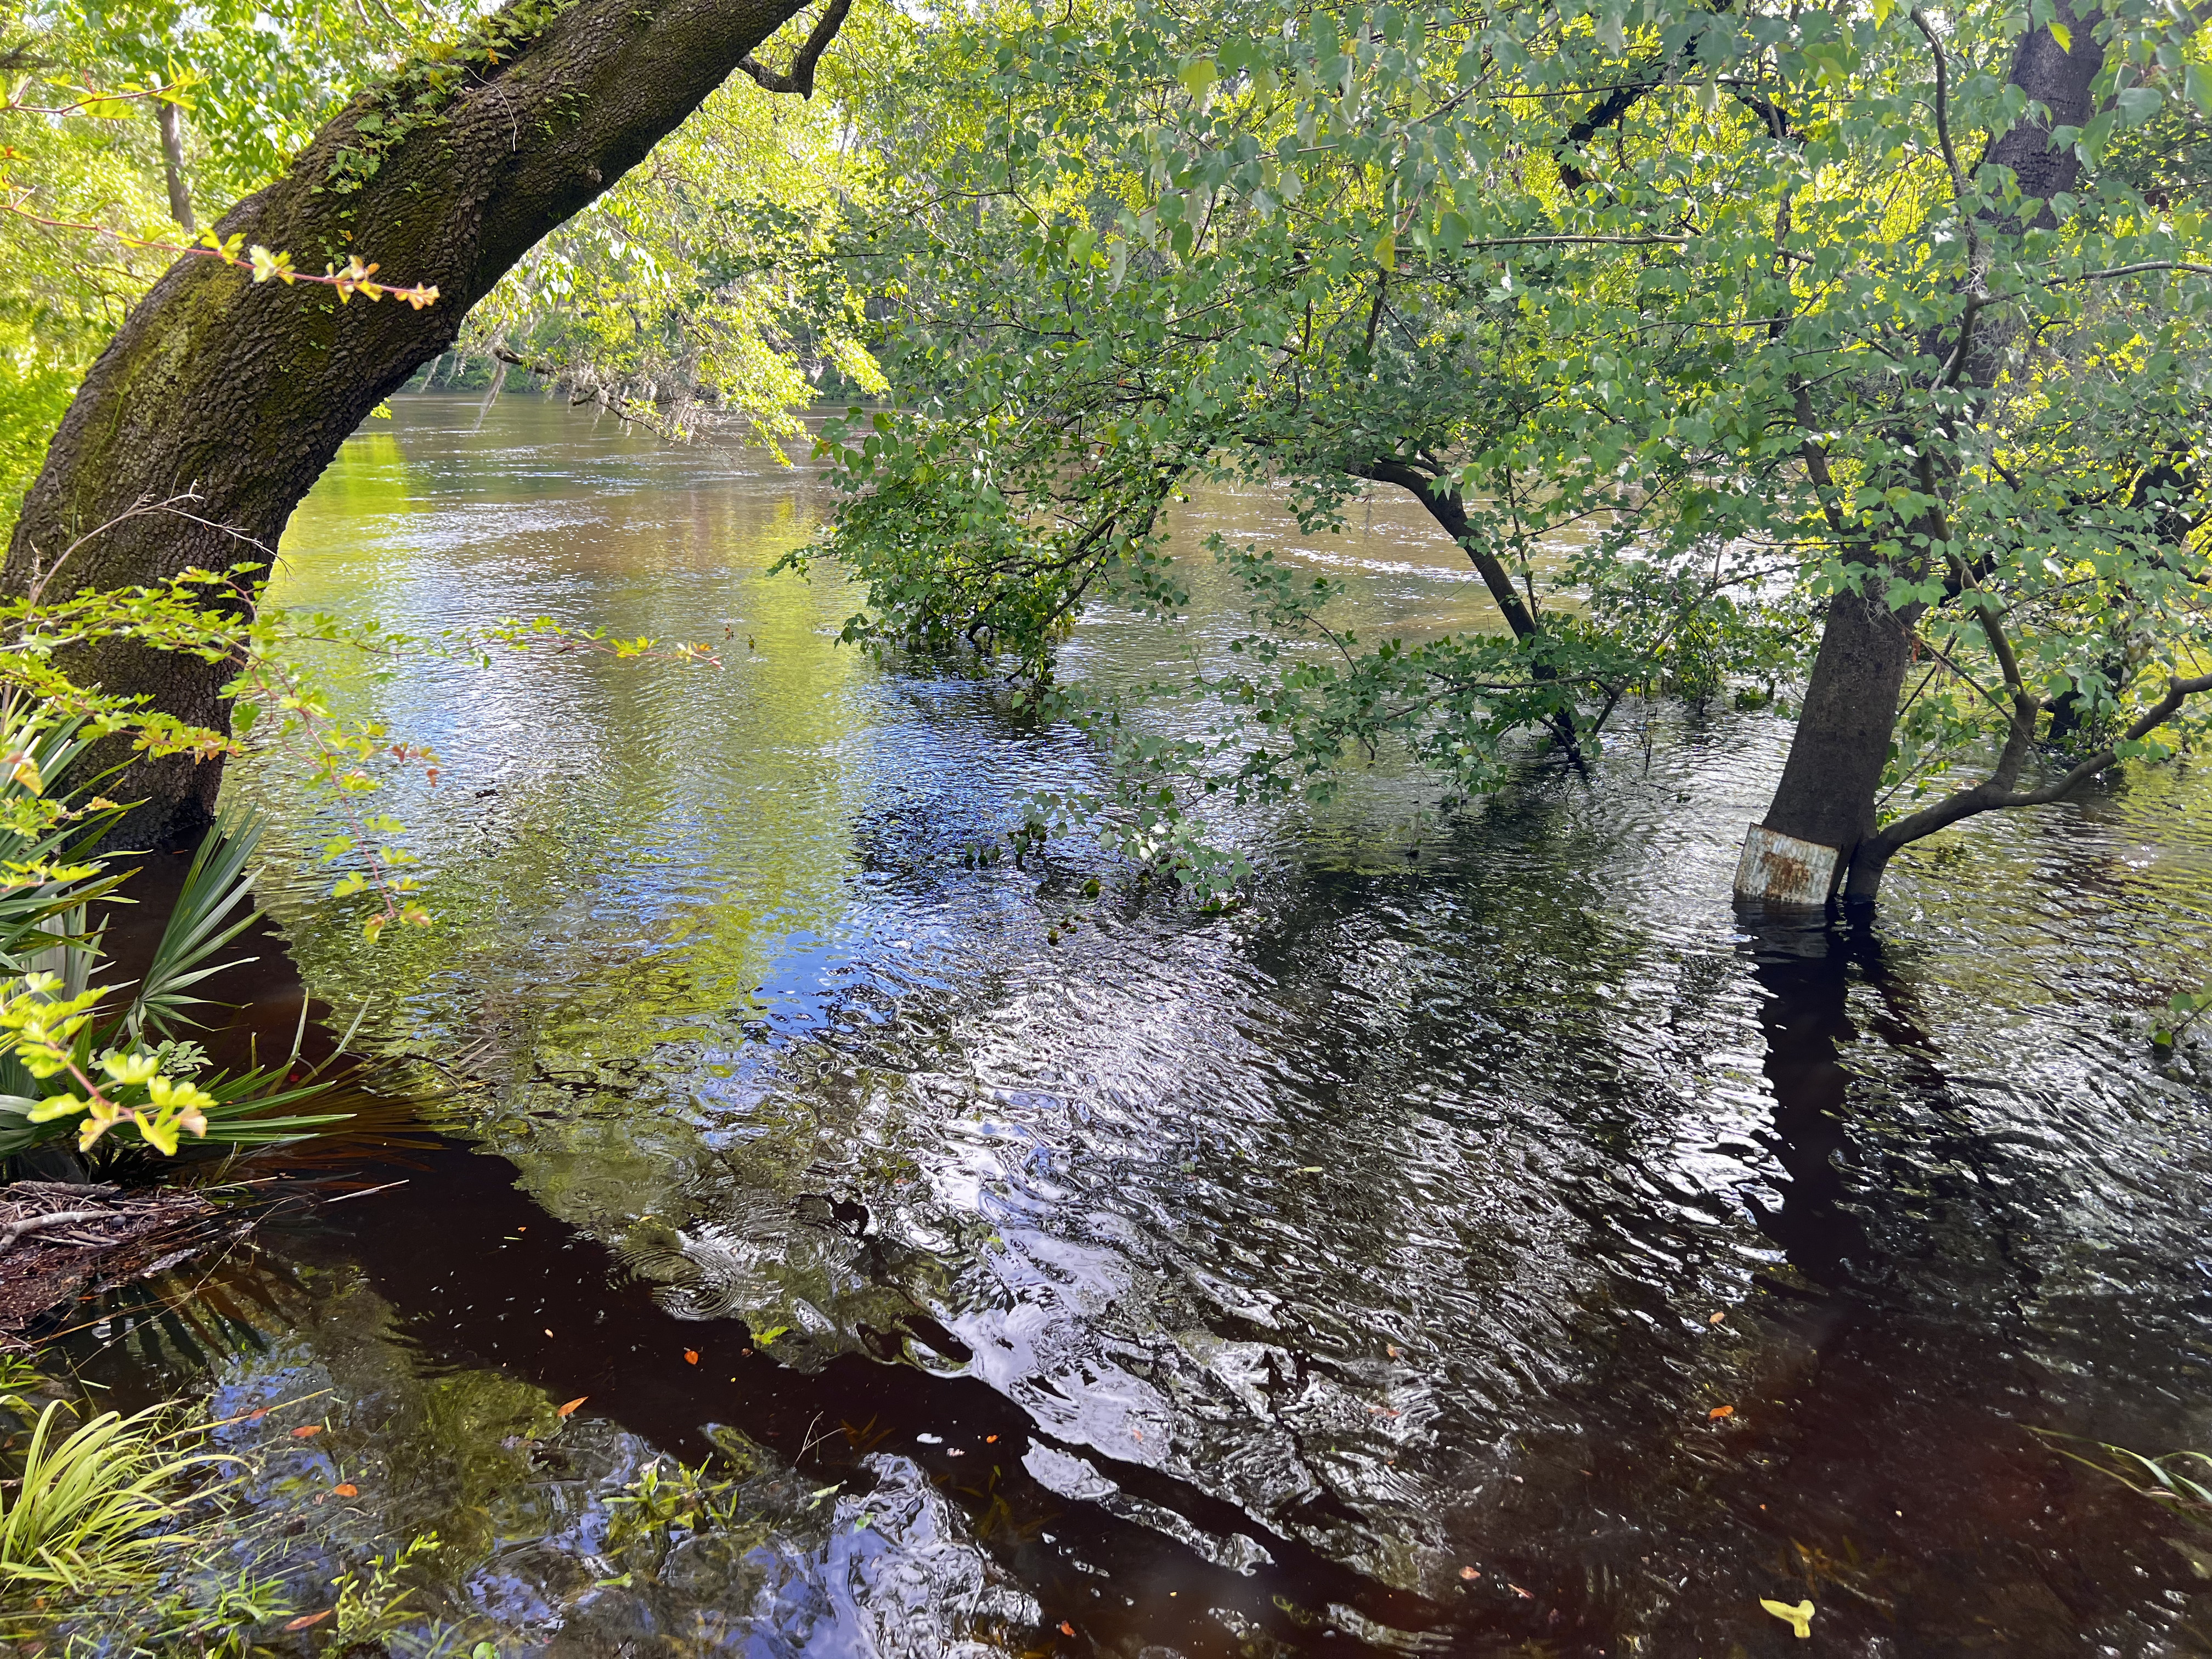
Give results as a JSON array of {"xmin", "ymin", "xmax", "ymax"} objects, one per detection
[{"xmin": 63, "ymin": 394, "xmax": 2212, "ymax": 1656}]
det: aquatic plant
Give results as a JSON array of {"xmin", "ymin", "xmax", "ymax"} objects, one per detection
[
  {"xmin": 0, "ymin": 1395, "xmax": 218, "ymax": 1601},
  {"xmin": 2041, "ymin": 1431, "xmax": 2212, "ymax": 1532},
  {"xmin": 329, "ymin": 1531, "xmax": 444, "ymax": 1646},
  {"xmin": 599, "ymin": 1455, "xmax": 768, "ymax": 1588}
]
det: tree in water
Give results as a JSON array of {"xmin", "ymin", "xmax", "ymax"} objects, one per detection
[{"xmin": 804, "ymin": 0, "xmax": 2211, "ymax": 904}]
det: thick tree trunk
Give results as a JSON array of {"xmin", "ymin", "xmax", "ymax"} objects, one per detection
[
  {"xmin": 1743, "ymin": 2, "xmax": 2106, "ymax": 903},
  {"xmin": 1757, "ymin": 588, "xmax": 1919, "ymax": 872},
  {"xmin": 5, "ymin": 0, "xmax": 823, "ymax": 847}
]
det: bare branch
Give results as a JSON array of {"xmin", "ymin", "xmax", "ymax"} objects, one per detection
[{"xmin": 738, "ymin": 0, "xmax": 853, "ymax": 98}]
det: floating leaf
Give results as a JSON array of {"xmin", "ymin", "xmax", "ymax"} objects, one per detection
[
  {"xmin": 557, "ymin": 1396, "xmax": 587, "ymax": 1418},
  {"xmin": 290, "ymin": 1424, "xmax": 323, "ymax": 1440},
  {"xmin": 1761, "ymin": 1598, "xmax": 1815, "ymax": 1638},
  {"xmin": 332, "ymin": 1482, "xmax": 358, "ymax": 1497},
  {"xmin": 684, "ymin": 1349, "xmax": 699, "ymax": 1365}
]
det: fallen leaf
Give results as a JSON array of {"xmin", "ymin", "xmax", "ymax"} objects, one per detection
[
  {"xmin": 684, "ymin": 1349, "xmax": 699, "ymax": 1365},
  {"xmin": 557, "ymin": 1397, "xmax": 586, "ymax": 1418},
  {"xmin": 1059, "ymin": 1622, "xmax": 1076, "ymax": 1637},
  {"xmin": 516, "ymin": 1225, "xmax": 526, "ymax": 1231},
  {"xmin": 283, "ymin": 1610, "xmax": 333, "ymax": 1630},
  {"xmin": 332, "ymin": 1483, "xmax": 359, "ymax": 1498},
  {"xmin": 1708, "ymin": 1405, "xmax": 1735, "ymax": 1420},
  {"xmin": 985, "ymin": 1434, "xmax": 998, "ymax": 1443},
  {"xmin": 1708, "ymin": 1311, "xmax": 1726, "ymax": 1324},
  {"xmin": 1760, "ymin": 1598, "xmax": 1815, "ymax": 1639},
  {"xmin": 290, "ymin": 1425, "xmax": 323, "ymax": 1440},
  {"xmin": 1459, "ymin": 1566, "xmax": 1480, "ymax": 1581}
]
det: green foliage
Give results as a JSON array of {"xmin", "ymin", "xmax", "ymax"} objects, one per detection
[
  {"xmin": 330, "ymin": 1531, "xmax": 443, "ymax": 1645},
  {"xmin": 600, "ymin": 1457, "xmax": 766, "ymax": 1587},
  {"xmin": 0, "ymin": 714, "xmax": 357, "ymax": 1160},
  {"xmin": 2038, "ymin": 1430, "xmax": 2212, "ymax": 1530},
  {"xmin": 799, "ymin": 0, "xmax": 2212, "ymax": 885},
  {"xmin": 0, "ymin": 1396, "xmax": 218, "ymax": 1600},
  {"xmin": 2152, "ymin": 979, "xmax": 2212, "ymax": 1049},
  {"xmin": 462, "ymin": 5, "xmax": 899, "ymax": 449},
  {"xmin": 0, "ymin": 0, "xmax": 466, "ymax": 535}
]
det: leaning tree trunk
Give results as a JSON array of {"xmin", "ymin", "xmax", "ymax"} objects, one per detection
[
  {"xmin": 1740, "ymin": 0, "xmax": 2107, "ymax": 905},
  {"xmin": 3, "ymin": 0, "xmax": 826, "ymax": 847}
]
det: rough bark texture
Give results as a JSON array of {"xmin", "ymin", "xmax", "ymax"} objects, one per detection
[
  {"xmin": 5, "ymin": 0, "xmax": 822, "ymax": 847},
  {"xmin": 1754, "ymin": 1, "xmax": 2107, "ymax": 899},
  {"xmin": 1759, "ymin": 589, "xmax": 1920, "ymax": 864}
]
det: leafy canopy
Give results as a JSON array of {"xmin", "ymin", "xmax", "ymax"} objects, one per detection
[{"xmin": 801, "ymin": 0, "xmax": 2212, "ymax": 884}]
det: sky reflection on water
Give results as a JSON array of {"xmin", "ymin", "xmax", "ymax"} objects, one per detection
[{"xmin": 69, "ymin": 394, "xmax": 2212, "ymax": 1657}]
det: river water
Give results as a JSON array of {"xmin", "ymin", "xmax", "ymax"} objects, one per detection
[{"xmin": 66, "ymin": 394, "xmax": 2212, "ymax": 1656}]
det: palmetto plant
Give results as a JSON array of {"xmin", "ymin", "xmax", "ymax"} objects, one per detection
[{"xmin": 0, "ymin": 705, "xmax": 354, "ymax": 1163}]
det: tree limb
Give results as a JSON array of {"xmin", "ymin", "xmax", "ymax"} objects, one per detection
[
  {"xmin": 1854, "ymin": 668, "xmax": 2212, "ymax": 887},
  {"xmin": 738, "ymin": 0, "xmax": 853, "ymax": 98}
]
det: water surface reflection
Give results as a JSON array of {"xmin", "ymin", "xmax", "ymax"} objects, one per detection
[{"xmin": 71, "ymin": 395, "xmax": 2212, "ymax": 1656}]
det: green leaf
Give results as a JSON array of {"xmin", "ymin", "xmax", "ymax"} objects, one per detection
[{"xmin": 2116, "ymin": 85, "xmax": 2163, "ymax": 126}]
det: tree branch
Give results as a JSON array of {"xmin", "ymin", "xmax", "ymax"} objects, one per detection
[
  {"xmin": 1858, "ymin": 668, "xmax": 2212, "ymax": 877},
  {"xmin": 738, "ymin": 0, "xmax": 853, "ymax": 98},
  {"xmin": 1350, "ymin": 458, "xmax": 1538, "ymax": 639}
]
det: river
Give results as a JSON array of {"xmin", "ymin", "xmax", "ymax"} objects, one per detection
[{"xmin": 64, "ymin": 393, "xmax": 2212, "ymax": 1656}]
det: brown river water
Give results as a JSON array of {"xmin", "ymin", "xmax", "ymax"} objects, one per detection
[{"xmin": 55, "ymin": 394, "xmax": 2212, "ymax": 1656}]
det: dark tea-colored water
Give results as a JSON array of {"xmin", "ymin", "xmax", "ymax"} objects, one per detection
[{"xmin": 63, "ymin": 396, "xmax": 2212, "ymax": 1656}]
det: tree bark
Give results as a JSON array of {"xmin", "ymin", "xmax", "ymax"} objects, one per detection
[
  {"xmin": 1758, "ymin": 588, "xmax": 1921, "ymax": 867},
  {"xmin": 1348, "ymin": 458, "xmax": 1539, "ymax": 639},
  {"xmin": 1750, "ymin": 1, "xmax": 2107, "ymax": 900},
  {"xmin": 5, "ymin": 0, "xmax": 828, "ymax": 847},
  {"xmin": 1843, "ymin": 668, "xmax": 2212, "ymax": 900}
]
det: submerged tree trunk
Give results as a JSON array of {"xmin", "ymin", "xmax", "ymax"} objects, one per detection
[
  {"xmin": 1742, "ymin": 1, "xmax": 2107, "ymax": 903},
  {"xmin": 5, "ymin": 0, "xmax": 835, "ymax": 847},
  {"xmin": 1757, "ymin": 588, "xmax": 1920, "ymax": 868}
]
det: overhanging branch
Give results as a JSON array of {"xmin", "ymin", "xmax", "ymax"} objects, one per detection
[{"xmin": 738, "ymin": 0, "xmax": 853, "ymax": 98}]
